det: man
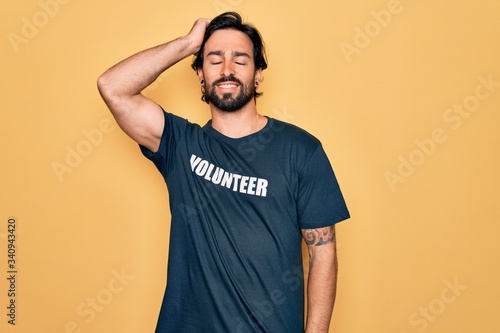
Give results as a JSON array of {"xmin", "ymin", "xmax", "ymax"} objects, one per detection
[{"xmin": 97, "ymin": 12, "xmax": 349, "ymax": 333}]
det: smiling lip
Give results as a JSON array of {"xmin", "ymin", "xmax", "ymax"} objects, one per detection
[{"xmin": 216, "ymin": 82, "xmax": 240, "ymax": 90}]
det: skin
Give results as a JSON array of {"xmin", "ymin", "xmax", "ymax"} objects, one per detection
[
  {"xmin": 197, "ymin": 28, "xmax": 267, "ymax": 138},
  {"xmin": 302, "ymin": 225, "xmax": 338, "ymax": 333},
  {"xmin": 97, "ymin": 17, "xmax": 338, "ymax": 333}
]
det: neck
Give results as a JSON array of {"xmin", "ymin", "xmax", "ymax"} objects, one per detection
[{"xmin": 210, "ymin": 101, "xmax": 267, "ymax": 138}]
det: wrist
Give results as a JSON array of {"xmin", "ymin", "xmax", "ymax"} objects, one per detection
[{"xmin": 180, "ymin": 34, "xmax": 202, "ymax": 56}]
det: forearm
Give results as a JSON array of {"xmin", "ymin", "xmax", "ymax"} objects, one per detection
[
  {"xmin": 305, "ymin": 244, "xmax": 338, "ymax": 333},
  {"xmin": 97, "ymin": 36, "xmax": 198, "ymax": 98}
]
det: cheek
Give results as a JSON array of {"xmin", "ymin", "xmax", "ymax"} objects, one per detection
[{"xmin": 201, "ymin": 66, "xmax": 218, "ymax": 79}]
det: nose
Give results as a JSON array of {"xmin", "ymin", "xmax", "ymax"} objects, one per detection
[{"xmin": 221, "ymin": 61, "xmax": 235, "ymax": 77}]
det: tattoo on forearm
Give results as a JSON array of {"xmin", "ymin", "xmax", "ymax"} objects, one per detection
[{"xmin": 301, "ymin": 225, "xmax": 335, "ymax": 246}]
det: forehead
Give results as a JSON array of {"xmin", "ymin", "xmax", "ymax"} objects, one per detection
[{"xmin": 204, "ymin": 29, "xmax": 254, "ymax": 58}]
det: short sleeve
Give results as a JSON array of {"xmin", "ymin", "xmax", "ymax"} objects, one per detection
[
  {"xmin": 297, "ymin": 144, "xmax": 350, "ymax": 229},
  {"xmin": 139, "ymin": 110, "xmax": 188, "ymax": 177}
]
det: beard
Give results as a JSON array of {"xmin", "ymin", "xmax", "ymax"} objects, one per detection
[{"xmin": 204, "ymin": 75, "xmax": 256, "ymax": 112}]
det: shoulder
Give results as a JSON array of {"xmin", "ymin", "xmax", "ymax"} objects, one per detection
[
  {"xmin": 162, "ymin": 110, "xmax": 206, "ymax": 136},
  {"xmin": 269, "ymin": 118, "xmax": 321, "ymax": 150},
  {"xmin": 265, "ymin": 118, "xmax": 327, "ymax": 174}
]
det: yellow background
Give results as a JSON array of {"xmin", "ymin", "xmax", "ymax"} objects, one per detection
[{"xmin": 1, "ymin": 0, "xmax": 499, "ymax": 332}]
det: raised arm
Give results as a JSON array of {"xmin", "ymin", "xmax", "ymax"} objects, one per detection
[
  {"xmin": 301, "ymin": 225, "xmax": 338, "ymax": 333},
  {"xmin": 96, "ymin": 18, "xmax": 210, "ymax": 152}
]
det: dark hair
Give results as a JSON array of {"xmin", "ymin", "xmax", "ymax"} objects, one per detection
[{"xmin": 191, "ymin": 12, "xmax": 268, "ymax": 72}]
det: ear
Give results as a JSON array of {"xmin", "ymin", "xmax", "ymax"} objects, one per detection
[
  {"xmin": 197, "ymin": 67, "xmax": 204, "ymax": 83},
  {"xmin": 254, "ymin": 68, "xmax": 263, "ymax": 84}
]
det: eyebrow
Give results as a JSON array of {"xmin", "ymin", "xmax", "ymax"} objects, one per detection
[
  {"xmin": 233, "ymin": 51, "xmax": 251, "ymax": 58},
  {"xmin": 206, "ymin": 50, "xmax": 251, "ymax": 59}
]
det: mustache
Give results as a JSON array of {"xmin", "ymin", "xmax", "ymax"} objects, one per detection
[{"xmin": 212, "ymin": 75, "xmax": 244, "ymax": 86}]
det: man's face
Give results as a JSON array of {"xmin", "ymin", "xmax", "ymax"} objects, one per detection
[{"xmin": 199, "ymin": 29, "xmax": 262, "ymax": 112}]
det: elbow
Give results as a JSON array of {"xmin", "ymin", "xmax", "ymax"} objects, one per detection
[
  {"xmin": 97, "ymin": 73, "xmax": 113, "ymax": 98},
  {"xmin": 97, "ymin": 73, "xmax": 123, "ymax": 111},
  {"xmin": 96, "ymin": 73, "xmax": 124, "ymax": 118}
]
